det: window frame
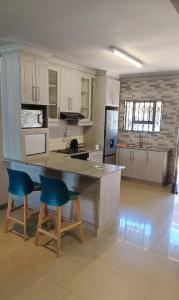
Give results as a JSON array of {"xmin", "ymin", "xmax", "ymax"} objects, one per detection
[{"xmin": 123, "ymin": 99, "xmax": 163, "ymax": 133}]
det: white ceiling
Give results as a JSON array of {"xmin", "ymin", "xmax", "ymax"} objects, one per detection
[{"xmin": 0, "ymin": 0, "xmax": 179, "ymax": 75}]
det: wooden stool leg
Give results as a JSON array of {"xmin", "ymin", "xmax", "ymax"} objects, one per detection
[
  {"xmin": 45, "ymin": 204, "xmax": 51, "ymax": 231},
  {"xmin": 4, "ymin": 193, "xmax": 13, "ymax": 233},
  {"xmin": 56, "ymin": 207, "xmax": 61, "ymax": 257},
  {"xmin": 35, "ymin": 203, "xmax": 45, "ymax": 246},
  {"xmin": 23, "ymin": 196, "xmax": 29, "ymax": 241},
  {"xmin": 75, "ymin": 198, "xmax": 84, "ymax": 243}
]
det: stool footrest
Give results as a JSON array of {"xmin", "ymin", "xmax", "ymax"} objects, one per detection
[
  {"xmin": 61, "ymin": 221, "xmax": 82, "ymax": 233},
  {"xmin": 38, "ymin": 228, "xmax": 58, "ymax": 240},
  {"xmin": 11, "ymin": 204, "xmax": 24, "ymax": 212},
  {"xmin": 8, "ymin": 217, "xmax": 24, "ymax": 225}
]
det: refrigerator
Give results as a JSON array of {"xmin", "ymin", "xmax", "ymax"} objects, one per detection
[{"xmin": 104, "ymin": 108, "xmax": 119, "ymax": 164}]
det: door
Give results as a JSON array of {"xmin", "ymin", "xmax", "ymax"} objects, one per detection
[
  {"xmin": 104, "ymin": 109, "xmax": 119, "ymax": 156},
  {"xmin": 21, "ymin": 54, "xmax": 36, "ymax": 104},
  {"xmin": 117, "ymin": 148, "xmax": 132, "ymax": 177},
  {"xmin": 146, "ymin": 151, "xmax": 164, "ymax": 183},
  {"xmin": 71, "ymin": 70, "xmax": 81, "ymax": 112},
  {"xmin": 132, "ymin": 149, "xmax": 147, "ymax": 179},
  {"xmin": 35, "ymin": 57, "xmax": 48, "ymax": 105}
]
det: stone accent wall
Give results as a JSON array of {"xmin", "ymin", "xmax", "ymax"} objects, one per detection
[{"xmin": 119, "ymin": 76, "xmax": 179, "ymax": 182}]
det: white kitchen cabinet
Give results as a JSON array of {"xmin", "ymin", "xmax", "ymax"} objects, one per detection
[
  {"xmin": 116, "ymin": 148, "xmax": 168, "ymax": 184},
  {"xmin": 35, "ymin": 57, "xmax": 48, "ymax": 105},
  {"xmin": 88, "ymin": 150, "xmax": 103, "ymax": 163},
  {"xmin": 116, "ymin": 148, "xmax": 132, "ymax": 177},
  {"xmin": 48, "ymin": 65, "xmax": 60, "ymax": 120},
  {"xmin": 25, "ymin": 133, "xmax": 46, "ymax": 155},
  {"xmin": 146, "ymin": 151, "xmax": 168, "ymax": 183},
  {"xmin": 22, "ymin": 128, "xmax": 49, "ymax": 158},
  {"xmin": 106, "ymin": 77, "xmax": 120, "ymax": 107},
  {"xmin": 114, "ymin": 79, "xmax": 120, "ymax": 106},
  {"xmin": 79, "ymin": 74, "xmax": 95, "ymax": 125},
  {"xmin": 21, "ymin": 54, "xmax": 36, "ymax": 104},
  {"xmin": 21, "ymin": 53, "xmax": 48, "ymax": 105},
  {"xmin": 61, "ymin": 68, "xmax": 81, "ymax": 113},
  {"xmin": 132, "ymin": 149, "xmax": 147, "ymax": 179}
]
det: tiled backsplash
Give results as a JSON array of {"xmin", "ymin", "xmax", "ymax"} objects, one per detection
[
  {"xmin": 119, "ymin": 76, "xmax": 179, "ymax": 181},
  {"xmin": 49, "ymin": 119, "xmax": 83, "ymax": 150}
]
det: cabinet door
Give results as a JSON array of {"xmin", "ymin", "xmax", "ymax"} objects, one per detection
[
  {"xmin": 132, "ymin": 149, "xmax": 147, "ymax": 179},
  {"xmin": 80, "ymin": 74, "xmax": 91, "ymax": 122},
  {"xmin": 116, "ymin": 149, "xmax": 132, "ymax": 177},
  {"xmin": 48, "ymin": 66, "xmax": 60, "ymax": 120},
  {"xmin": 106, "ymin": 77, "xmax": 114, "ymax": 106},
  {"xmin": 35, "ymin": 58, "xmax": 48, "ymax": 105},
  {"xmin": 61, "ymin": 68, "xmax": 72, "ymax": 112},
  {"xmin": 114, "ymin": 80, "xmax": 120, "ymax": 107},
  {"xmin": 146, "ymin": 151, "xmax": 164, "ymax": 183},
  {"xmin": 71, "ymin": 70, "xmax": 81, "ymax": 112},
  {"xmin": 25, "ymin": 133, "xmax": 46, "ymax": 155},
  {"xmin": 21, "ymin": 54, "xmax": 36, "ymax": 104}
]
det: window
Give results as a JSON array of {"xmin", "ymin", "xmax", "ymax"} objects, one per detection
[{"xmin": 123, "ymin": 100, "xmax": 163, "ymax": 132}]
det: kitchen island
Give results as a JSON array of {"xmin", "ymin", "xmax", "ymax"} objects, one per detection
[{"xmin": 8, "ymin": 153, "xmax": 124, "ymax": 236}]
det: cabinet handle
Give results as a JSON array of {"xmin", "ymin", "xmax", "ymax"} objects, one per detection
[
  {"xmin": 32, "ymin": 86, "xmax": 36, "ymax": 101},
  {"xmin": 68, "ymin": 97, "xmax": 71, "ymax": 111},
  {"xmin": 146, "ymin": 151, "xmax": 149, "ymax": 164},
  {"xmin": 36, "ymin": 87, "xmax": 40, "ymax": 102},
  {"xmin": 71, "ymin": 97, "xmax": 73, "ymax": 111},
  {"xmin": 35, "ymin": 87, "xmax": 38, "ymax": 103}
]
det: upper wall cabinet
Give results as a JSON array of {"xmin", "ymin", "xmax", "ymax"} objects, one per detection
[
  {"xmin": 79, "ymin": 73, "xmax": 95, "ymax": 126},
  {"xmin": 106, "ymin": 77, "xmax": 120, "ymax": 107},
  {"xmin": 21, "ymin": 53, "xmax": 48, "ymax": 105},
  {"xmin": 48, "ymin": 65, "xmax": 60, "ymax": 121},
  {"xmin": 60, "ymin": 68, "xmax": 81, "ymax": 113}
]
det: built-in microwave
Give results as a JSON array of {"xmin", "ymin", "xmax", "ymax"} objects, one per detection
[{"xmin": 21, "ymin": 105, "xmax": 47, "ymax": 128}]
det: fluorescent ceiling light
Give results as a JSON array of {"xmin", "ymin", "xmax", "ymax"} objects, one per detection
[{"xmin": 111, "ymin": 47, "xmax": 143, "ymax": 68}]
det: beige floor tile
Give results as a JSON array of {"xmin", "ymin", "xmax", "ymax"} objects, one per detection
[
  {"xmin": 0, "ymin": 251, "xmax": 24, "ymax": 285},
  {"xmin": 72, "ymin": 258, "xmax": 152, "ymax": 300},
  {"xmin": 43, "ymin": 256, "xmax": 94, "ymax": 289},
  {"xmin": 9, "ymin": 238, "xmax": 53, "ymax": 266},
  {"xmin": 146, "ymin": 283, "xmax": 179, "ymax": 300},
  {"xmin": 15, "ymin": 277, "xmax": 67, "ymax": 300},
  {"xmin": 100, "ymin": 240, "xmax": 167, "ymax": 281},
  {"xmin": 0, "ymin": 232, "xmax": 23, "ymax": 255},
  {"xmin": 62, "ymin": 293, "xmax": 83, "ymax": 300},
  {"xmin": 0, "ymin": 267, "xmax": 40, "ymax": 300}
]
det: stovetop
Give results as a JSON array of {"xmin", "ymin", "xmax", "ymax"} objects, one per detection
[{"xmin": 53, "ymin": 148, "xmax": 87, "ymax": 154}]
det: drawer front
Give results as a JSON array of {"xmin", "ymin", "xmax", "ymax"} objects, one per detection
[{"xmin": 25, "ymin": 133, "xmax": 46, "ymax": 155}]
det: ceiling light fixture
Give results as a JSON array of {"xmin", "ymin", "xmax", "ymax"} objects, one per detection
[{"xmin": 110, "ymin": 47, "xmax": 143, "ymax": 68}]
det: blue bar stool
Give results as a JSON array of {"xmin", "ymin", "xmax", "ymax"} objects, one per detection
[
  {"xmin": 5, "ymin": 168, "xmax": 41, "ymax": 240},
  {"xmin": 35, "ymin": 175, "xmax": 84, "ymax": 257}
]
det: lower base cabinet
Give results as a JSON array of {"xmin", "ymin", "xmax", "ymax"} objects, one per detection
[{"xmin": 116, "ymin": 148, "xmax": 168, "ymax": 185}]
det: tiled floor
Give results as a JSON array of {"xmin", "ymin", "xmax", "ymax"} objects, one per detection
[{"xmin": 0, "ymin": 180, "xmax": 179, "ymax": 299}]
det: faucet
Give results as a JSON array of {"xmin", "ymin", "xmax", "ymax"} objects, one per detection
[{"xmin": 139, "ymin": 132, "xmax": 144, "ymax": 148}]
